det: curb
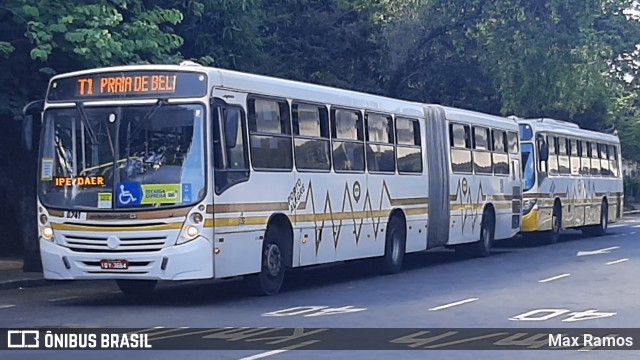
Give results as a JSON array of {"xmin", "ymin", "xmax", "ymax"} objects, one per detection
[{"xmin": 623, "ymin": 210, "xmax": 640, "ymax": 215}]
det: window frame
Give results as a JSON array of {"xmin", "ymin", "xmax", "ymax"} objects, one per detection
[
  {"xmin": 331, "ymin": 106, "xmax": 365, "ymax": 173},
  {"xmin": 292, "ymin": 100, "xmax": 331, "ymax": 172},
  {"xmin": 395, "ymin": 116, "xmax": 423, "ymax": 175},
  {"xmin": 247, "ymin": 95, "xmax": 294, "ymax": 172}
]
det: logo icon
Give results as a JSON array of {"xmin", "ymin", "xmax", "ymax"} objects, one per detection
[
  {"xmin": 7, "ymin": 330, "xmax": 39, "ymax": 348},
  {"xmin": 116, "ymin": 182, "xmax": 142, "ymax": 207}
]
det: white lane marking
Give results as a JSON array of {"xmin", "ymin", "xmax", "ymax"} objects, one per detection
[
  {"xmin": 240, "ymin": 350, "xmax": 289, "ymax": 360},
  {"xmin": 538, "ymin": 273, "xmax": 571, "ymax": 283},
  {"xmin": 429, "ymin": 298, "xmax": 479, "ymax": 311},
  {"xmin": 239, "ymin": 340, "xmax": 319, "ymax": 360},
  {"xmin": 632, "ymin": 232, "xmax": 637, "ymax": 235},
  {"xmin": 577, "ymin": 246, "xmax": 620, "ymax": 256},
  {"xmin": 0, "ymin": 304, "xmax": 16, "ymax": 309},
  {"xmin": 48, "ymin": 296, "xmax": 80, "ymax": 302},
  {"xmin": 632, "ymin": 225, "xmax": 640, "ymax": 228},
  {"xmin": 606, "ymin": 258, "xmax": 629, "ymax": 265},
  {"xmin": 609, "ymin": 224, "xmax": 624, "ymax": 228}
]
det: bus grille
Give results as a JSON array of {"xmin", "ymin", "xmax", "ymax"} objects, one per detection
[{"xmin": 63, "ymin": 234, "xmax": 167, "ymax": 253}]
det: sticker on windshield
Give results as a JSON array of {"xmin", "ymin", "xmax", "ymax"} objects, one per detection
[
  {"xmin": 55, "ymin": 176, "xmax": 105, "ymax": 187},
  {"xmin": 116, "ymin": 183, "xmax": 181, "ymax": 207},
  {"xmin": 116, "ymin": 182, "xmax": 143, "ymax": 207},
  {"xmin": 182, "ymin": 184, "xmax": 192, "ymax": 203},
  {"xmin": 98, "ymin": 192, "xmax": 112, "ymax": 209},
  {"xmin": 141, "ymin": 184, "xmax": 182, "ymax": 205},
  {"xmin": 41, "ymin": 158, "xmax": 53, "ymax": 181}
]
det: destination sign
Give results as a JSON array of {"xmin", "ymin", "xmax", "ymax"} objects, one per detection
[{"xmin": 47, "ymin": 71, "xmax": 208, "ymax": 101}]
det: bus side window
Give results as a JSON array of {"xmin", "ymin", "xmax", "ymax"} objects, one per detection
[
  {"xmin": 396, "ymin": 117, "xmax": 422, "ymax": 173},
  {"xmin": 507, "ymin": 131, "xmax": 519, "ymax": 154},
  {"xmin": 213, "ymin": 105, "xmax": 250, "ymax": 194},
  {"xmin": 331, "ymin": 108, "xmax": 365, "ymax": 172},
  {"xmin": 609, "ymin": 144, "xmax": 619, "ymax": 177},
  {"xmin": 449, "ymin": 123, "xmax": 472, "ymax": 173},
  {"xmin": 590, "ymin": 141, "xmax": 600, "ymax": 175},
  {"xmin": 472, "ymin": 126, "xmax": 491, "ymax": 174},
  {"xmin": 248, "ymin": 97, "xmax": 293, "ymax": 171},
  {"xmin": 293, "ymin": 102, "xmax": 331, "ymax": 171},
  {"xmin": 548, "ymin": 136, "xmax": 559, "ymax": 175},
  {"xmin": 558, "ymin": 137, "xmax": 570, "ymax": 175},
  {"xmin": 570, "ymin": 139, "xmax": 580, "ymax": 176},
  {"xmin": 365, "ymin": 112, "xmax": 395, "ymax": 173},
  {"xmin": 491, "ymin": 129, "xmax": 509, "ymax": 175},
  {"xmin": 581, "ymin": 140, "xmax": 590, "ymax": 175},
  {"xmin": 599, "ymin": 143, "xmax": 610, "ymax": 176}
]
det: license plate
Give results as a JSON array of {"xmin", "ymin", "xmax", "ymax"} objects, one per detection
[{"xmin": 100, "ymin": 259, "xmax": 128, "ymax": 270}]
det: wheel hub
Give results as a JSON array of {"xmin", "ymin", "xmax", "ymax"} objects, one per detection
[{"xmin": 265, "ymin": 244, "xmax": 282, "ymax": 277}]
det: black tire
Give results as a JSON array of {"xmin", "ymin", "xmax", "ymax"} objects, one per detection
[
  {"xmin": 543, "ymin": 202, "xmax": 561, "ymax": 245},
  {"xmin": 246, "ymin": 227, "xmax": 286, "ymax": 296},
  {"xmin": 117, "ymin": 279, "xmax": 157, "ymax": 298},
  {"xmin": 583, "ymin": 200, "xmax": 608, "ymax": 237},
  {"xmin": 457, "ymin": 209, "xmax": 495, "ymax": 258},
  {"xmin": 381, "ymin": 216, "xmax": 406, "ymax": 274}
]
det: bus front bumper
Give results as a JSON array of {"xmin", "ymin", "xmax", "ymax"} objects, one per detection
[
  {"xmin": 521, "ymin": 209, "xmax": 539, "ymax": 232},
  {"xmin": 40, "ymin": 237, "xmax": 213, "ymax": 281}
]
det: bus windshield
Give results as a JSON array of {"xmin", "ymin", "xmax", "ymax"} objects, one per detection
[
  {"xmin": 38, "ymin": 103, "xmax": 205, "ymax": 210},
  {"xmin": 521, "ymin": 142, "xmax": 535, "ymax": 191}
]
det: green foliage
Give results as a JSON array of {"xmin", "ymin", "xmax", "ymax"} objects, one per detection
[
  {"xmin": 18, "ymin": 0, "xmax": 184, "ymax": 67},
  {"xmin": 0, "ymin": 0, "xmax": 639, "ymax": 151}
]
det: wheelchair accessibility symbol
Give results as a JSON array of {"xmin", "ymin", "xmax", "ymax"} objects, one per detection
[{"xmin": 116, "ymin": 182, "xmax": 142, "ymax": 207}]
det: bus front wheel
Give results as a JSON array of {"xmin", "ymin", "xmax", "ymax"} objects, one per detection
[
  {"xmin": 116, "ymin": 279, "xmax": 157, "ymax": 298},
  {"xmin": 543, "ymin": 202, "xmax": 561, "ymax": 245},
  {"xmin": 246, "ymin": 227, "xmax": 286, "ymax": 296}
]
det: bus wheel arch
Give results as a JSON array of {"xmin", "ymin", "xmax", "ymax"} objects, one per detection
[
  {"xmin": 457, "ymin": 204, "xmax": 495, "ymax": 258},
  {"xmin": 246, "ymin": 213, "xmax": 293, "ymax": 296},
  {"xmin": 584, "ymin": 198, "xmax": 608, "ymax": 237},
  {"xmin": 381, "ymin": 209, "xmax": 407, "ymax": 274}
]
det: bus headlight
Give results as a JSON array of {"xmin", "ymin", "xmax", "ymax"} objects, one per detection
[
  {"xmin": 41, "ymin": 226, "xmax": 54, "ymax": 240},
  {"xmin": 523, "ymin": 199, "xmax": 537, "ymax": 215},
  {"xmin": 185, "ymin": 225, "xmax": 199, "ymax": 238}
]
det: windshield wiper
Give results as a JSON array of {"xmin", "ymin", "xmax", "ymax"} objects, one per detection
[
  {"xmin": 129, "ymin": 99, "xmax": 168, "ymax": 143},
  {"xmin": 144, "ymin": 99, "xmax": 168, "ymax": 123},
  {"xmin": 75, "ymin": 102, "xmax": 98, "ymax": 145}
]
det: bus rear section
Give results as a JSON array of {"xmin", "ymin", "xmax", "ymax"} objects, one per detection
[{"xmin": 517, "ymin": 118, "xmax": 623, "ymax": 243}]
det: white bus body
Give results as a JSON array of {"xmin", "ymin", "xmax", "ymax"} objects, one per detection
[
  {"xmin": 36, "ymin": 64, "xmax": 521, "ymax": 295},
  {"xmin": 518, "ymin": 118, "xmax": 623, "ymax": 242}
]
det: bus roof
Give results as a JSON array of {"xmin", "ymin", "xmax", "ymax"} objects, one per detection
[
  {"xmin": 48, "ymin": 63, "xmax": 518, "ymax": 128},
  {"xmin": 518, "ymin": 118, "xmax": 619, "ymax": 144}
]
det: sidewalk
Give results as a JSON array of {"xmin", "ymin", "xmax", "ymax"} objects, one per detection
[{"xmin": 0, "ymin": 257, "xmax": 51, "ymax": 290}]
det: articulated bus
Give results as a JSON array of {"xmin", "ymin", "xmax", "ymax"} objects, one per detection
[
  {"xmin": 30, "ymin": 63, "xmax": 522, "ymax": 296},
  {"xmin": 517, "ymin": 118, "xmax": 623, "ymax": 243}
]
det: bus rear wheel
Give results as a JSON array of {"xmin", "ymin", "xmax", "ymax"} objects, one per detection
[
  {"xmin": 246, "ymin": 227, "xmax": 286, "ymax": 296},
  {"xmin": 117, "ymin": 279, "xmax": 157, "ymax": 298},
  {"xmin": 582, "ymin": 200, "xmax": 608, "ymax": 237},
  {"xmin": 456, "ymin": 209, "xmax": 495, "ymax": 258},
  {"xmin": 380, "ymin": 215, "xmax": 406, "ymax": 274}
]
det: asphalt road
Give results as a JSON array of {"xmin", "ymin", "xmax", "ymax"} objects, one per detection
[{"xmin": 2, "ymin": 215, "xmax": 640, "ymax": 359}]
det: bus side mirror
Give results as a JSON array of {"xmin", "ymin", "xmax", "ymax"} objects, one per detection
[
  {"xmin": 21, "ymin": 100, "xmax": 44, "ymax": 152},
  {"xmin": 224, "ymin": 109, "xmax": 239, "ymax": 148},
  {"xmin": 538, "ymin": 139, "xmax": 549, "ymax": 162}
]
